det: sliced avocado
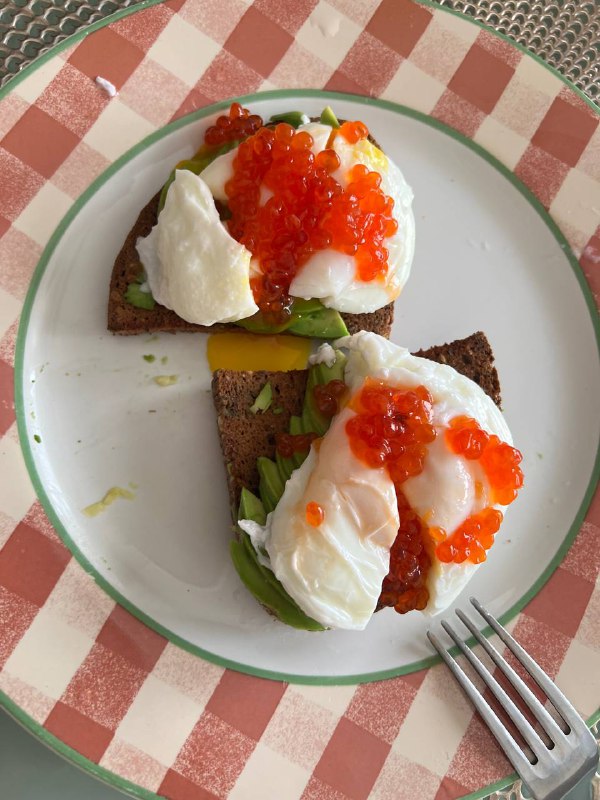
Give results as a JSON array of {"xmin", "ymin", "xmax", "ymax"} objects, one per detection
[
  {"xmin": 235, "ymin": 312, "xmax": 291, "ymax": 335},
  {"xmin": 289, "ymin": 415, "xmax": 303, "ymax": 436},
  {"xmin": 288, "ymin": 308, "xmax": 348, "ymax": 339},
  {"xmin": 315, "ymin": 352, "xmax": 346, "ymax": 384},
  {"xmin": 230, "ymin": 538, "xmax": 325, "ymax": 630},
  {"xmin": 320, "ymin": 106, "xmax": 340, "ymax": 128},
  {"xmin": 275, "ymin": 449, "xmax": 295, "ymax": 487},
  {"xmin": 269, "ymin": 111, "xmax": 309, "ymax": 128},
  {"xmin": 237, "ymin": 532, "xmax": 324, "ymax": 630},
  {"xmin": 125, "ymin": 282, "xmax": 155, "ymax": 310},
  {"xmin": 239, "ymin": 487, "xmax": 266, "ymax": 525},
  {"xmin": 250, "ymin": 382, "xmax": 273, "ymax": 414},
  {"xmin": 230, "ymin": 539, "xmax": 291, "ymax": 615},
  {"xmin": 301, "ymin": 369, "xmax": 325, "ymax": 436},
  {"xmin": 289, "ymin": 297, "xmax": 325, "ymax": 315},
  {"xmin": 301, "ymin": 351, "xmax": 347, "ymax": 437},
  {"xmin": 257, "ymin": 456, "xmax": 285, "ymax": 513},
  {"xmin": 235, "ymin": 298, "xmax": 329, "ymax": 336},
  {"xmin": 289, "ymin": 415, "xmax": 308, "ymax": 469},
  {"xmin": 158, "ymin": 139, "xmax": 241, "ymax": 212}
]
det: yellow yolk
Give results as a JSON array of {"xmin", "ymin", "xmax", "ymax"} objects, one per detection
[{"xmin": 206, "ymin": 333, "xmax": 312, "ymax": 372}]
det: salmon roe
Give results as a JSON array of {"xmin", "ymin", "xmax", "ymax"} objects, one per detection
[
  {"xmin": 306, "ymin": 501, "xmax": 325, "ymax": 527},
  {"xmin": 445, "ymin": 416, "xmax": 524, "ymax": 505},
  {"xmin": 345, "ymin": 383, "xmax": 524, "ymax": 613},
  {"xmin": 434, "ymin": 416, "xmax": 524, "ymax": 564},
  {"xmin": 379, "ymin": 490, "xmax": 430, "ymax": 614},
  {"xmin": 436, "ymin": 507, "xmax": 503, "ymax": 564},
  {"xmin": 204, "ymin": 102, "xmax": 263, "ymax": 148},
  {"xmin": 313, "ymin": 379, "xmax": 348, "ymax": 417},
  {"xmin": 346, "ymin": 380, "xmax": 436, "ymax": 481},
  {"xmin": 345, "ymin": 380, "xmax": 436, "ymax": 613},
  {"xmin": 276, "ymin": 432, "xmax": 317, "ymax": 459},
  {"xmin": 223, "ymin": 118, "xmax": 397, "ymax": 322}
]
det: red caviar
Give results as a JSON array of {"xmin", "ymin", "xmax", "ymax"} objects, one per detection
[
  {"xmin": 339, "ymin": 120, "xmax": 369, "ymax": 144},
  {"xmin": 436, "ymin": 507, "xmax": 503, "ymax": 564},
  {"xmin": 445, "ymin": 416, "xmax": 524, "ymax": 505},
  {"xmin": 346, "ymin": 380, "xmax": 436, "ymax": 613},
  {"xmin": 306, "ymin": 501, "xmax": 325, "ymax": 527},
  {"xmin": 345, "ymin": 382, "xmax": 524, "ymax": 612},
  {"xmin": 276, "ymin": 432, "xmax": 317, "ymax": 459},
  {"xmin": 346, "ymin": 381, "xmax": 436, "ymax": 481},
  {"xmin": 204, "ymin": 103, "xmax": 263, "ymax": 148},
  {"xmin": 224, "ymin": 119, "xmax": 397, "ymax": 321},
  {"xmin": 379, "ymin": 490, "xmax": 430, "ymax": 614},
  {"xmin": 434, "ymin": 416, "xmax": 524, "ymax": 563},
  {"xmin": 313, "ymin": 379, "xmax": 348, "ymax": 417}
]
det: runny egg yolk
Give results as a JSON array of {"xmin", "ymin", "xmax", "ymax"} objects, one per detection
[{"xmin": 206, "ymin": 332, "xmax": 312, "ymax": 372}]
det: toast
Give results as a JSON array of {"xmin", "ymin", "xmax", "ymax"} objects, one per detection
[
  {"xmin": 107, "ymin": 113, "xmax": 398, "ymax": 339},
  {"xmin": 212, "ymin": 331, "xmax": 502, "ymax": 514}
]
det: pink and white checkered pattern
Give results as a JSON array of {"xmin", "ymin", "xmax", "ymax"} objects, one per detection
[{"xmin": 0, "ymin": 2, "xmax": 598, "ymax": 798}]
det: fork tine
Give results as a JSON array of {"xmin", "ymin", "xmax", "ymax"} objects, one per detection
[
  {"xmin": 440, "ymin": 619, "xmax": 552, "ymax": 765},
  {"xmin": 455, "ymin": 608, "xmax": 566, "ymax": 744},
  {"xmin": 470, "ymin": 598, "xmax": 590, "ymax": 736},
  {"xmin": 427, "ymin": 630, "xmax": 536, "ymax": 782}
]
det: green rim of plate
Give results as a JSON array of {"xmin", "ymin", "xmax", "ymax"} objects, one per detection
[
  {"xmin": 2, "ymin": 4, "xmax": 598, "ymax": 799},
  {"xmin": 15, "ymin": 88, "xmax": 600, "ymax": 685}
]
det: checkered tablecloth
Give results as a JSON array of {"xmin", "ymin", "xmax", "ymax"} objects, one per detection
[{"xmin": 0, "ymin": 2, "xmax": 598, "ymax": 799}]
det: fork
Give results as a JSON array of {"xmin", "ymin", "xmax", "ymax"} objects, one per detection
[{"xmin": 428, "ymin": 598, "xmax": 599, "ymax": 800}]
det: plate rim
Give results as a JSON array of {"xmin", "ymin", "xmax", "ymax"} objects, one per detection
[
  {"xmin": 3, "ymin": 1, "xmax": 600, "ymax": 796},
  {"xmin": 14, "ymin": 87, "xmax": 600, "ymax": 685}
]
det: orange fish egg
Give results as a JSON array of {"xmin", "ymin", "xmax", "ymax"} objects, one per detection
[{"xmin": 305, "ymin": 501, "xmax": 325, "ymax": 527}]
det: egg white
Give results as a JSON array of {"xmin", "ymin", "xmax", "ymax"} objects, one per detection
[{"xmin": 136, "ymin": 170, "xmax": 257, "ymax": 326}]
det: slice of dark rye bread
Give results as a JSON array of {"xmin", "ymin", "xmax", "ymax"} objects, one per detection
[
  {"xmin": 107, "ymin": 192, "xmax": 394, "ymax": 337},
  {"xmin": 212, "ymin": 331, "xmax": 502, "ymax": 514}
]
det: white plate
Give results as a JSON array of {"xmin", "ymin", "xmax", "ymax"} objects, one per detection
[{"xmin": 17, "ymin": 92, "xmax": 600, "ymax": 682}]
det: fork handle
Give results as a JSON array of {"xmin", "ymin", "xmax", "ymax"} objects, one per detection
[{"xmin": 554, "ymin": 766, "xmax": 598, "ymax": 800}]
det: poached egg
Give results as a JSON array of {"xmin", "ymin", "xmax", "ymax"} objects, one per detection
[
  {"xmin": 240, "ymin": 333, "xmax": 516, "ymax": 630},
  {"xmin": 137, "ymin": 119, "xmax": 415, "ymax": 326}
]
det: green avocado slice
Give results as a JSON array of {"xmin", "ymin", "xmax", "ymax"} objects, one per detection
[
  {"xmin": 287, "ymin": 308, "xmax": 348, "ymax": 339},
  {"xmin": 235, "ymin": 299, "xmax": 347, "ymax": 339},
  {"xmin": 158, "ymin": 139, "xmax": 242, "ymax": 212},
  {"xmin": 257, "ymin": 456, "xmax": 285, "ymax": 514},
  {"xmin": 125, "ymin": 281, "xmax": 155, "ymax": 310},
  {"xmin": 268, "ymin": 111, "xmax": 308, "ymax": 128},
  {"xmin": 232, "ymin": 489, "xmax": 324, "ymax": 630},
  {"xmin": 320, "ymin": 106, "xmax": 340, "ymax": 128}
]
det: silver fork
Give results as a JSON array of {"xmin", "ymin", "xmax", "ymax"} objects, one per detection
[{"xmin": 428, "ymin": 598, "xmax": 599, "ymax": 800}]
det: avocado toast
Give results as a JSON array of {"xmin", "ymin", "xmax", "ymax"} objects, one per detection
[
  {"xmin": 211, "ymin": 331, "xmax": 505, "ymax": 630},
  {"xmin": 108, "ymin": 104, "xmax": 412, "ymax": 340}
]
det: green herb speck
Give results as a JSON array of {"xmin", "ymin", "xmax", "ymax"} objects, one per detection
[
  {"xmin": 33, "ymin": 434, "xmax": 41, "ymax": 443},
  {"xmin": 154, "ymin": 375, "xmax": 178, "ymax": 387},
  {"xmin": 250, "ymin": 382, "xmax": 273, "ymax": 414},
  {"xmin": 143, "ymin": 354, "xmax": 155, "ymax": 363}
]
